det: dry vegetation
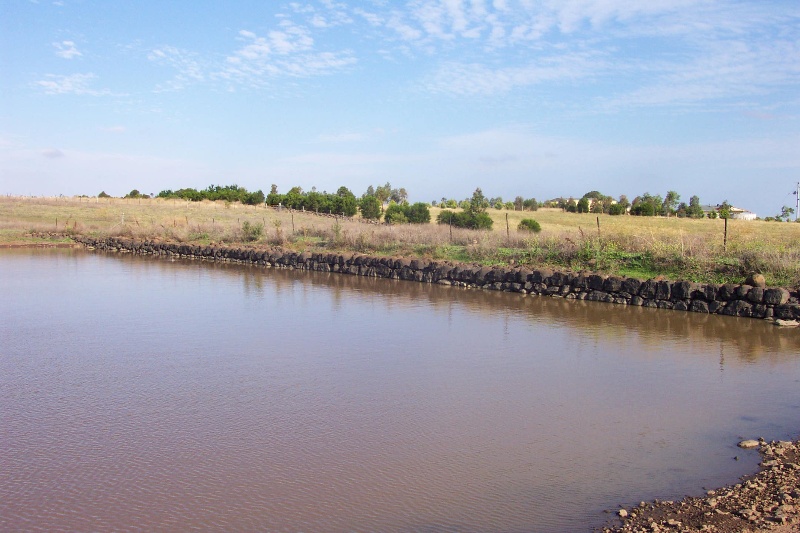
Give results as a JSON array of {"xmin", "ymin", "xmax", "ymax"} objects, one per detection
[{"xmin": 2, "ymin": 195, "xmax": 799, "ymax": 287}]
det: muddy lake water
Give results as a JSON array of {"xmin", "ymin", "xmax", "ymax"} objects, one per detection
[{"xmin": 2, "ymin": 248, "xmax": 799, "ymax": 532}]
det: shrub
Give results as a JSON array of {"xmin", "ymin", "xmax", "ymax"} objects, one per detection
[
  {"xmin": 241, "ymin": 221, "xmax": 264, "ymax": 242},
  {"xmin": 383, "ymin": 202, "xmax": 430, "ymax": 224},
  {"xmin": 436, "ymin": 209, "xmax": 493, "ymax": 230},
  {"xmin": 608, "ymin": 203, "xmax": 627, "ymax": 215},
  {"xmin": 405, "ymin": 202, "xmax": 431, "ymax": 224},
  {"xmin": 360, "ymin": 195, "xmax": 382, "ymax": 220},
  {"xmin": 385, "ymin": 210, "xmax": 408, "ymax": 224},
  {"xmin": 384, "ymin": 203, "xmax": 406, "ymax": 224},
  {"xmin": 518, "ymin": 218, "xmax": 542, "ymax": 233}
]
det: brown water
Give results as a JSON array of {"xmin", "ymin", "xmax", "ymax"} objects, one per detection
[{"xmin": 2, "ymin": 249, "xmax": 799, "ymax": 532}]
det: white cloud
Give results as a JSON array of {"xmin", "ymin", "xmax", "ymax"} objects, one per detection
[
  {"xmin": 34, "ymin": 73, "xmax": 109, "ymax": 96},
  {"xmin": 147, "ymin": 46, "xmax": 205, "ymax": 92},
  {"xmin": 218, "ymin": 25, "xmax": 356, "ymax": 87},
  {"xmin": 423, "ymin": 51, "xmax": 604, "ymax": 96},
  {"xmin": 54, "ymin": 40, "xmax": 81, "ymax": 59},
  {"xmin": 607, "ymin": 38, "xmax": 800, "ymax": 109}
]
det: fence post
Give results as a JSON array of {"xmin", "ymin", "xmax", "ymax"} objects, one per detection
[{"xmin": 723, "ymin": 217, "xmax": 728, "ymax": 252}]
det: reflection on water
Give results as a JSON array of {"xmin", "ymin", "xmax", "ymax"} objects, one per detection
[{"xmin": 2, "ymin": 249, "xmax": 799, "ymax": 532}]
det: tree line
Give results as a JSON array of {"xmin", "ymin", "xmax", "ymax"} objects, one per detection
[
  {"xmin": 155, "ymin": 184, "xmax": 266, "ymax": 205},
  {"xmin": 107, "ymin": 182, "xmax": 795, "ymax": 227}
]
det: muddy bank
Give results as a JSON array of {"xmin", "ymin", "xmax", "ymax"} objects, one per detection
[
  {"xmin": 601, "ymin": 438, "xmax": 800, "ymax": 532},
  {"xmin": 71, "ymin": 236, "xmax": 800, "ymax": 325}
]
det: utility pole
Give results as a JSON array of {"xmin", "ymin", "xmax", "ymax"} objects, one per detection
[{"xmin": 795, "ymin": 181, "xmax": 799, "ymax": 221}]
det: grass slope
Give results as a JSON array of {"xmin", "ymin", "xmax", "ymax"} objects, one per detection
[{"xmin": 2, "ymin": 196, "xmax": 799, "ymax": 287}]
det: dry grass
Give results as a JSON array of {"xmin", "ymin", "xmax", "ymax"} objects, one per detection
[{"xmin": 2, "ymin": 196, "xmax": 799, "ymax": 287}]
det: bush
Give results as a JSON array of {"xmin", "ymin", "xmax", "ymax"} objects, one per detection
[
  {"xmin": 518, "ymin": 218, "xmax": 542, "ymax": 233},
  {"xmin": 385, "ymin": 210, "xmax": 408, "ymax": 224},
  {"xmin": 436, "ymin": 209, "xmax": 493, "ymax": 230},
  {"xmin": 405, "ymin": 202, "xmax": 431, "ymax": 224},
  {"xmin": 360, "ymin": 195, "xmax": 382, "ymax": 220},
  {"xmin": 608, "ymin": 203, "xmax": 627, "ymax": 215},
  {"xmin": 384, "ymin": 203, "xmax": 406, "ymax": 224},
  {"xmin": 383, "ymin": 202, "xmax": 430, "ymax": 224},
  {"xmin": 241, "ymin": 221, "xmax": 264, "ymax": 242}
]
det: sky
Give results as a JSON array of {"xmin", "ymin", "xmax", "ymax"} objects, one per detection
[{"xmin": 1, "ymin": 0, "xmax": 799, "ymax": 217}]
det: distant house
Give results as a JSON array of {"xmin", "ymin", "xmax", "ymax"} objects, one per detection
[
  {"xmin": 701, "ymin": 204, "xmax": 757, "ymax": 220},
  {"xmin": 731, "ymin": 209, "xmax": 757, "ymax": 221}
]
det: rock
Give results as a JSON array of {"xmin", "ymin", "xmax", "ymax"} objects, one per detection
[
  {"xmin": 774, "ymin": 319, "xmax": 800, "ymax": 327},
  {"xmin": 745, "ymin": 273, "xmax": 766, "ymax": 288},
  {"xmin": 739, "ymin": 440, "xmax": 761, "ymax": 449},
  {"xmin": 764, "ymin": 288, "xmax": 790, "ymax": 306},
  {"xmin": 619, "ymin": 509, "xmax": 628, "ymax": 518}
]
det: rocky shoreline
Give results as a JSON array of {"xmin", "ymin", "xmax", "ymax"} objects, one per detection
[
  {"xmin": 67, "ymin": 236, "xmax": 800, "ymax": 325},
  {"xmin": 601, "ymin": 438, "xmax": 800, "ymax": 532}
]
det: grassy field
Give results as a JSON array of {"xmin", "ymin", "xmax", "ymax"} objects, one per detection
[{"xmin": 2, "ymin": 195, "xmax": 799, "ymax": 287}]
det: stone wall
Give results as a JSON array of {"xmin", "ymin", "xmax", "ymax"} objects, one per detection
[{"xmin": 74, "ymin": 236, "xmax": 800, "ymax": 323}]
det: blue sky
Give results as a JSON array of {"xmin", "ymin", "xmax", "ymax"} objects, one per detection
[{"xmin": 1, "ymin": 0, "xmax": 799, "ymax": 216}]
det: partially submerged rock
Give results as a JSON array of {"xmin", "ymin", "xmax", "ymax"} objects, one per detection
[{"xmin": 738, "ymin": 439, "xmax": 761, "ymax": 449}]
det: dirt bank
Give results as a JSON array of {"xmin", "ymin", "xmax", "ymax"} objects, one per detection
[{"xmin": 600, "ymin": 438, "xmax": 800, "ymax": 532}]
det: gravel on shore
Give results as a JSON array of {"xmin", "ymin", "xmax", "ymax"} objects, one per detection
[{"xmin": 600, "ymin": 438, "xmax": 800, "ymax": 532}]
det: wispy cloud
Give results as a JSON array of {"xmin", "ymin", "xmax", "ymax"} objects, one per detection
[
  {"xmin": 607, "ymin": 38, "xmax": 800, "ymax": 109},
  {"xmin": 147, "ymin": 46, "xmax": 205, "ymax": 92},
  {"xmin": 34, "ymin": 73, "xmax": 110, "ymax": 96},
  {"xmin": 217, "ymin": 24, "xmax": 356, "ymax": 87},
  {"xmin": 423, "ymin": 51, "xmax": 605, "ymax": 96},
  {"xmin": 53, "ymin": 40, "xmax": 81, "ymax": 59}
]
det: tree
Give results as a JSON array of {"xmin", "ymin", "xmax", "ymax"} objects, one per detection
[
  {"xmin": 718, "ymin": 200, "xmax": 732, "ymax": 220},
  {"xmin": 467, "ymin": 188, "xmax": 488, "ymax": 216},
  {"xmin": 582, "ymin": 190, "xmax": 605, "ymax": 200},
  {"xmin": 514, "ymin": 196, "xmax": 524, "ymax": 211},
  {"xmin": 98, "ymin": 191, "xmax": 111, "ymax": 198},
  {"xmin": 576, "ymin": 197, "xmax": 590, "ymax": 213},
  {"xmin": 663, "ymin": 191, "xmax": 680, "ymax": 216},
  {"xmin": 333, "ymin": 186, "xmax": 358, "ymax": 217},
  {"xmin": 522, "ymin": 198, "xmax": 539, "ymax": 211},
  {"xmin": 375, "ymin": 182, "xmax": 392, "ymax": 204},
  {"xmin": 686, "ymin": 195, "xmax": 704, "ymax": 218},
  {"xmin": 631, "ymin": 193, "xmax": 662, "ymax": 216},
  {"xmin": 777, "ymin": 205, "xmax": 795, "ymax": 222},
  {"xmin": 360, "ymin": 195, "xmax": 382, "ymax": 220}
]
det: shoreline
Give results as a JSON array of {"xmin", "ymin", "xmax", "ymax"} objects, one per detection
[
  {"xmin": 66, "ymin": 235, "xmax": 800, "ymax": 326},
  {"xmin": 601, "ymin": 438, "xmax": 800, "ymax": 532}
]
